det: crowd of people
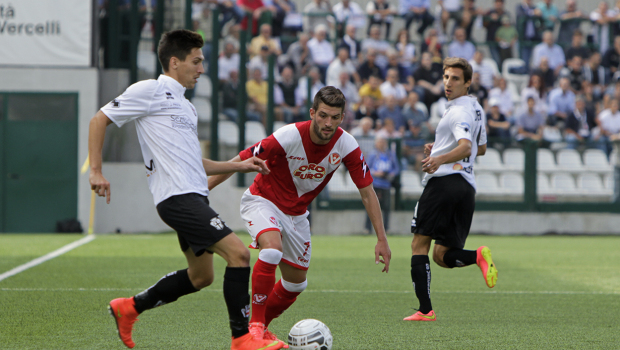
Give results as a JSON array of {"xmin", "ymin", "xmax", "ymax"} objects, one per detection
[{"xmin": 193, "ymin": 0, "xmax": 620, "ymax": 170}]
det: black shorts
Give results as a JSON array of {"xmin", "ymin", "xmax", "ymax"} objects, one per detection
[
  {"xmin": 411, "ymin": 174, "xmax": 475, "ymax": 249},
  {"xmin": 156, "ymin": 193, "xmax": 233, "ymax": 257}
]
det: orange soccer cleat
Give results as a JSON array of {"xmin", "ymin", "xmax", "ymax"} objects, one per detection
[
  {"xmin": 108, "ymin": 297, "xmax": 139, "ymax": 348},
  {"xmin": 403, "ymin": 310, "xmax": 437, "ymax": 321},
  {"xmin": 231, "ymin": 332, "xmax": 286, "ymax": 350},
  {"xmin": 476, "ymin": 246, "xmax": 498, "ymax": 288}
]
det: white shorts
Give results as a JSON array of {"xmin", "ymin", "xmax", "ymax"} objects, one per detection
[{"xmin": 240, "ymin": 189, "xmax": 312, "ymax": 270}]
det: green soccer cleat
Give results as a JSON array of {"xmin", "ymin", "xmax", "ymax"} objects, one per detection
[{"xmin": 477, "ymin": 246, "xmax": 498, "ymax": 288}]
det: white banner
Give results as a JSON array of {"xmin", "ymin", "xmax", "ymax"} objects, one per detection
[{"xmin": 0, "ymin": 0, "xmax": 91, "ymax": 66}]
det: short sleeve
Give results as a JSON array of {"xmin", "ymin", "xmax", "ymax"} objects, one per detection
[
  {"xmin": 343, "ymin": 147, "xmax": 374, "ymax": 189},
  {"xmin": 239, "ymin": 134, "xmax": 285, "ymax": 161},
  {"xmin": 478, "ymin": 109, "xmax": 488, "ymax": 146},
  {"xmin": 100, "ymin": 80, "xmax": 156, "ymax": 127},
  {"xmin": 447, "ymin": 107, "xmax": 474, "ymax": 142}
]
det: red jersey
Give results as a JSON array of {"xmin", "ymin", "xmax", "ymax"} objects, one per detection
[{"xmin": 239, "ymin": 121, "xmax": 373, "ymax": 216}]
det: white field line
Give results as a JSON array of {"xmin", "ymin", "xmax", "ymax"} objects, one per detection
[
  {"xmin": 0, "ymin": 287, "xmax": 617, "ymax": 295},
  {"xmin": 0, "ymin": 235, "xmax": 96, "ymax": 282}
]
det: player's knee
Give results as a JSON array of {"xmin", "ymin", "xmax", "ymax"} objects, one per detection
[
  {"xmin": 432, "ymin": 252, "xmax": 449, "ymax": 268},
  {"xmin": 282, "ymin": 279, "xmax": 308, "ymax": 293},
  {"xmin": 227, "ymin": 245, "xmax": 251, "ymax": 267},
  {"xmin": 192, "ymin": 274, "xmax": 214, "ymax": 290},
  {"xmin": 258, "ymin": 248, "xmax": 283, "ymax": 264}
]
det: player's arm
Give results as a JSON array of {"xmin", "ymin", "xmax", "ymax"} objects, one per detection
[
  {"xmin": 88, "ymin": 110, "xmax": 114, "ymax": 204},
  {"xmin": 203, "ymin": 155, "xmax": 269, "ymax": 176},
  {"xmin": 358, "ymin": 184, "xmax": 392, "ymax": 273},
  {"xmin": 421, "ymin": 138, "xmax": 472, "ymax": 174},
  {"xmin": 206, "ymin": 155, "xmax": 255, "ymax": 190},
  {"xmin": 477, "ymin": 143, "xmax": 487, "ymax": 156}
]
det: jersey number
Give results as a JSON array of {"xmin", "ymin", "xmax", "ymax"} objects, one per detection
[{"xmin": 475, "ymin": 110, "xmax": 482, "ymax": 121}]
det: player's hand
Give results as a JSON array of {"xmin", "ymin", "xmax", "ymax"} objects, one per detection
[
  {"xmin": 239, "ymin": 157, "xmax": 271, "ymax": 175},
  {"xmin": 375, "ymin": 240, "xmax": 391, "ymax": 273},
  {"xmin": 421, "ymin": 156, "xmax": 439, "ymax": 174},
  {"xmin": 423, "ymin": 142, "xmax": 434, "ymax": 157},
  {"xmin": 89, "ymin": 171, "xmax": 111, "ymax": 204}
]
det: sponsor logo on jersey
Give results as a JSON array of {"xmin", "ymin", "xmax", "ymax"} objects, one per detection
[
  {"xmin": 458, "ymin": 122, "xmax": 471, "ymax": 133},
  {"xmin": 328, "ymin": 152, "xmax": 341, "ymax": 165},
  {"xmin": 170, "ymin": 115, "xmax": 197, "ymax": 134},
  {"xmin": 269, "ymin": 216, "xmax": 277, "ymax": 226},
  {"xmin": 111, "ymin": 99, "xmax": 120, "ymax": 108},
  {"xmin": 453, "ymin": 163, "xmax": 463, "ymax": 171},
  {"xmin": 293, "ymin": 163, "xmax": 326, "ymax": 181},
  {"xmin": 251, "ymin": 141, "xmax": 265, "ymax": 156},
  {"xmin": 210, "ymin": 217, "xmax": 225, "ymax": 230},
  {"xmin": 165, "ymin": 92, "xmax": 174, "ymax": 100},
  {"xmin": 252, "ymin": 294, "xmax": 268, "ymax": 305},
  {"xmin": 160, "ymin": 102, "xmax": 182, "ymax": 110},
  {"xmin": 288, "ymin": 155, "xmax": 305, "ymax": 161},
  {"xmin": 145, "ymin": 159, "xmax": 156, "ymax": 177}
]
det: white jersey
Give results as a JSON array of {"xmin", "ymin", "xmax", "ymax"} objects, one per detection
[
  {"xmin": 422, "ymin": 95, "xmax": 487, "ymax": 190},
  {"xmin": 100, "ymin": 75, "xmax": 208, "ymax": 205}
]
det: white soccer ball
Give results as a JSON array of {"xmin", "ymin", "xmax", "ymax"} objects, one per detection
[{"xmin": 287, "ymin": 319, "xmax": 333, "ymax": 350}]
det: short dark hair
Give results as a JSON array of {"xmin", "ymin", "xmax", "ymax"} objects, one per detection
[
  {"xmin": 312, "ymin": 86, "xmax": 346, "ymax": 114},
  {"xmin": 157, "ymin": 29, "xmax": 204, "ymax": 72},
  {"xmin": 443, "ymin": 57, "xmax": 473, "ymax": 83}
]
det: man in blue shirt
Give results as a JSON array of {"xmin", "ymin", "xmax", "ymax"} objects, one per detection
[
  {"xmin": 400, "ymin": 0, "xmax": 434, "ymax": 36},
  {"xmin": 365, "ymin": 137, "xmax": 400, "ymax": 233},
  {"xmin": 548, "ymin": 77, "xmax": 576, "ymax": 126}
]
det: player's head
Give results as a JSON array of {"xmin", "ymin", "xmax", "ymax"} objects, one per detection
[
  {"xmin": 158, "ymin": 29, "xmax": 204, "ymax": 89},
  {"xmin": 442, "ymin": 57, "xmax": 472, "ymax": 100},
  {"xmin": 309, "ymin": 86, "xmax": 346, "ymax": 144}
]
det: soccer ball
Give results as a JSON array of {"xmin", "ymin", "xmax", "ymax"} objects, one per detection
[{"xmin": 287, "ymin": 319, "xmax": 333, "ymax": 350}]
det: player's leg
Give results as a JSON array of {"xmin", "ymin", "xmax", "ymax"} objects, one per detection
[
  {"xmin": 251, "ymin": 230, "xmax": 284, "ymax": 326},
  {"xmin": 404, "ymin": 233, "xmax": 435, "ymax": 321},
  {"xmin": 264, "ymin": 263, "xmax": 308, "ymax": 328}
]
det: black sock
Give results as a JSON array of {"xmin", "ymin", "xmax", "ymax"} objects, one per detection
[
  {"xmin": 443, "ymin": 248, "xmax": 477, "ymax": 268},
  {"xmin": 223, "ymin": 267, "xmax": 251, "ymax": 339},
  {"xmin": 410, "ymin": 255, "xmax": 432, "ymax": 314},
  {"xmin": 133, "ymin": 269, "xmax": 198, "ymax": 313}
]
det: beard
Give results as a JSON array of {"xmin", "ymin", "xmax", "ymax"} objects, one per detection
[{"xmin": 312, "ymin": 121, "xmax": 335, "ymax": 141}]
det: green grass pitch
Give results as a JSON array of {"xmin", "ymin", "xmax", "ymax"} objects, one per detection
[{"xmin": 0, "ymin": 233, "xmax": 618, "ymax": 349}]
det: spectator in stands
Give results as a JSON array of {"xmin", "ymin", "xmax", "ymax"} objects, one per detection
[
  {"xmin": 332, "ymin": 0, "xmax": 365, "ymax": 39},
  {"xmin": 558, "ymin": 0, "xmax": 585, "ymax": 48},
  {"xmin": 366, "ymin": 0, "xmax": 397, "ymax": 40},
  {"xmin": 222, "ymin": 70, "xmax": 262, "ymax": 123},
  {"xmin": 602, "ymin": 36, "xmax": 620, "ymax": 75},
  {"xmin": 597, "ymin": 98, "xmax": 620, "ymax": 155},
  {"xmin": 454, "ymin": 0, "xmax": 483, "ymax": 40},
  {"xmin": 412, "ymin": 52, "xmax": 444, "ymax": 110},
  {"xmin": 487, "ymin": 98, "xmax": 512, "ymax": 147},
  {"xmin": 249, "ymin": 23, "xmax": 282, "ymax": 59},
  {"xmin": 489, "ymin": 77, "xmax": 514, "ymax": 119},
  {"xmin": 359, "ymin": 74, "xmax": 384, "ymax": 105},
  {"xmin": 223, "ymin": 22, "xmax": 241, "ymax": 45},
  {"xmin": 395, "ymin": 29, "xmax": 417, "ymax": 80},
  {"xmin": 437, "ymin": 0, "xmax": 462, "ymax": 38},
  {"xmin": 358, "ymin": 49, "xmax": 385, "ymax": 83},
  {"xmin": 246, "ymin": 67, "xmax": 269, "ymax": 123},
  {"xmin": 267, "ymin": 0, "xmax": 292, "ymax": 38},
  {"xmin": 303, "ymin": 0, "xmax": 333, "ymax": 35},
  {"xmin": 603, "ymin": 80, "xmax": 620, "ymax": 110},
  {"xmin": 516, "ymin": 0, "xmax": 543, "ymax": 66},
  {"xmin": 495, "ymin": 16, "xmax": 518, "ymax": 68},
  {"xmin": 588, "ymin": 58, "xmax": 611, "ymax": 98},
  {"xmin": 380, "ymin": 68, "xmax": 408, "ymax": 106},
  {"xmin": 470, "ymin": 72, "xmax": 489, "ymax": 108},
  {"xmin": 283, "ymin": 33, "xmax": 313, "ymax": 79},
  {"xmin": 399, "ymin": 0, "xmax": 434, "ymax": 37},
  {"xmin": 350, "ymin": 116, "xmax": 376, "ymax": 137},
  {"xmin": 521, "ymin": 73, "xmax": 548, "ymax": 116},
  {"xmin": 532, "ymin": 56, "xmax": 556, "ymax": 91},
  {"xmin": 484, "ymin": 0, "xmax": 510, "ymax": 67},
  {"xmin": 565, "ymin": 29, "xmax": 591, "ymax": 61},
  {"xmin": 365, "ymin": 136, "xmax": 399, "ymax": 234},
  {"xmin": 581, "ymin": 81, "xmax": 600, "ymax": 116},
  {"xmin": 339, "ymin": 24, "xmax": 363, "ymax": 62},
  {"xmin": 355, "ymin": 95, "xmax": 380, "ymax": 127},
  {"xmin": 248, "ymin": 45, "xmax": 279, "ymax": 81},
  {"xmin": 536, "ymin": 0, "xmax": 559, "ymax": 31},
  {"xmin": 295, "ymin": 66, "xmax": 325, "ymax": 109},
  {"xmin": 276, "ymin": 0, "xmax": 301, "ymax": 38},
  {"xmin": 559, "ymin": 55, "xmax": 585, "ymax": 93},
  {"xmin": 531, "ymin": 31, "xmax": 566, "ymax": 75},
  {"xmin": 420, "ymin": 28, "xmax": 444, "ymax": 61},
  {"xmin": 217, "ymin": 40, "xmax": 240, "ymax": 84},
  {"xmin": 275, "ymin": 66, "xmax": 301, "ymax": 123},
  {"xmin": 326, "ymin": 47, "xmax": 360, "ymax": 87},
  {"xmin": 516, "ymin": 96, "xmax": 545, "ymax": 141},
  {"xmin": 307, "ymin": 24, "xmax": 336, "ymax": 83},
  {"xmin": 333, "ymin": 71, "xmax": 360, "ymax": 129},
  {"xmin": 362, "ymin": 24, "xmax": 391, "ymax": 71},
  {"xmin": 447, "ymin": 27, "xmax": 476, "ymax": 61},
  {"xmin": 378, "ymin": 95, "xmax": 407, "ymax": 132},
  {"xmin": 590, "ymin": 2, "xmax": 619, "ymax": 54},
  {"xmin": 376, "ymin": 117, "xmax": 403, "ymax": 138},
  {"xmin": 402, "ymin": 91, "xmax": 433, "ymax": 165},
  {"xmin": 238, "ymin": 0, "xmax": 268, "ymax": 35},
  {"xmin": 217, "ymin": 0, "xmax": 244, "ymax": 32},
  {"xmin": 470, "ymin": 50, "xmax": 498, "ymax": 90},
  {"xmin": 548, "ymin": 77, "xmax": 576, "ymax": 127},
  {"xmin": 565, "ymin": 95, "xmax": 600, "ymax": 150},
  {"xmin": 384, "ymin": 49, "xmax": 410, "ymax": 86}
]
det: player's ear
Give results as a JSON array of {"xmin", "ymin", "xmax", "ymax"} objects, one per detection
[{"xmin": 170, "ymin": 57, "xmax": 178, "ymax": 70}]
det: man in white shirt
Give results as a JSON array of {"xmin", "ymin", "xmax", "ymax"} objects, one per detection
[
  {"xmin": 361, "ymin": 24, "xmax": 391, "ymax": 69},
  {"xmin": 468, "ymin": 50, "xmax": 497, "ymax": 90},
  {"xmin": 488, "ymin": 77, "xmax": 514, "ymax": 118},
  {"xmin": 217, "ymin": 40, "xmax": 240, "ymax": 83},
  {"xmin": 447, "ymin": 27, "xmax": 476, "ymax": 61},
  {"xmin": 404, "ymin": 57, "xmax": 497, "ymax": 323},
  {"xmin": 89, "ymin": 29, "xmax": 282, "ymax": 350},
  {"xmin": 380, "ymin": 68, "xmax": 408, "ymax": 105},
  {"xmin": 326, "ymin": 47, "xmax": 360, "ymax": 87},
  {"xmin": 332, "ymin": 0, "xmax": 366, "ymax": 36},
  {"xmin": 531, "ymin": 30, "xmax": 566, "ymax": 75},
  {"xmin": 307, "ymin": 24, "xmax": 336, "ymax": 83}
]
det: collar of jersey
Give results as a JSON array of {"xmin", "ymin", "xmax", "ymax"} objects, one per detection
[
  {"xmin": 445, "ymin": 95, "xmax": 473, "ymax": 108},
  {"xmin": 158, "ymin": 74, "xmax": 187, "ymax": 96}
]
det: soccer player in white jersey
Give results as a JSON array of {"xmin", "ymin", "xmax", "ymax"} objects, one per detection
[
  {"xmin": 403, "ymin": 57, "xmax": 498, "ymax": 322},
  {"xmin": 208, "ymin": 86, "xmax": 392, "ymax": 342},
  {"xmin": 88, "ymin": 29, "xmax": 285, "ymax": 350}
]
